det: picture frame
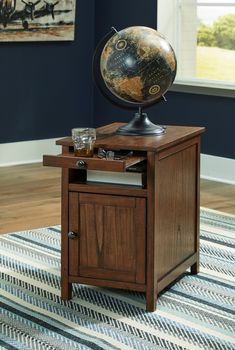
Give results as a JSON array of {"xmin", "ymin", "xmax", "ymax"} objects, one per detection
[{"xmin": 0, "ymin": 0, "xmax": 76, "ymax": 41}]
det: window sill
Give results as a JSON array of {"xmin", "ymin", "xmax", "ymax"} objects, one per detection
[{"xmin": 170, "ymin": 80, "xmax": 235, "ymax": 98}]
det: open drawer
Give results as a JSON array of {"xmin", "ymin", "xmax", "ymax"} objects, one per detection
[{"xmin": 43, "ymin": 152, "xmax": 146, "ymax": 172}]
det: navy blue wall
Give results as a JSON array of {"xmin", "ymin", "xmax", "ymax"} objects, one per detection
[
  {"xmin": 93, "ymin": 0, "xmax": 235, "ymax": 159},
  {"xmin": 0, "ymin": 0, "xmax": 95, "ymax": 143}
]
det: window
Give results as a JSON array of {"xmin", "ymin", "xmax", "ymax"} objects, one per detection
[{"xmin": 157, "ymin": 0, "xmax": 235, "ymax": 97}]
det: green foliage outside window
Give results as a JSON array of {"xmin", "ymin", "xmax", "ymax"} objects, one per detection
[
  {"xmin": 197, "ymin": 25, "xmax": 215, "ymax": 47},
  {"xmin": 197, "ymin": 14, "xmax": 235, "ymax": 50}
]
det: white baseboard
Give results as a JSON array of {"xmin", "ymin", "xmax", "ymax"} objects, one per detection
[
  {"xmin": 0, "ymin": 138, "xmax": 63, "ymax": 167},
  {"xmin": 201, "ymin": 154, "xmax": 235, "ymax": 185},
  {"xmin": 0, "ymin": 139, "xmax": 235, "ymax": 185}
]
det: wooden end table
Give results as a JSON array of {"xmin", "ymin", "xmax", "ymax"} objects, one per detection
[{"xmin": 43, "ymin": 122, "xmax": 205, "ymax": 311}]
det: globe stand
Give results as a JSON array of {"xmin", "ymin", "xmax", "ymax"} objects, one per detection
[{"xmin": 116, "ymin": 107, "xmax": 166, "ymax": 136}]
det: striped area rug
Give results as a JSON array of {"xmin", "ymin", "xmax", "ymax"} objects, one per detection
[{"xmin": 0, "ymin": 208, "xmax": 235, "ymax": 350}]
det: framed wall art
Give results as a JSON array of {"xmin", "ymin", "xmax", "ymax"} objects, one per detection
[{"xmin": 0, "ymin": 0, "xmax": 76, "ymax": 41}]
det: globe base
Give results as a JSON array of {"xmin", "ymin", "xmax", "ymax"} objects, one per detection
[{"xmin": 116, "ymin": 112, "xmax": 166, "ymax": 136}]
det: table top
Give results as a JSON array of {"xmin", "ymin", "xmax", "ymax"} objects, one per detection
[{"xmin": 56, "ymin": 123, "xmax": 205, "ymax": 152}]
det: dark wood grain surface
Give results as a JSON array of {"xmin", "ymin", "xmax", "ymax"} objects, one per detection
[{"xmin": 56, "ymin": 123, "xmax": 205, "ymax": 152}]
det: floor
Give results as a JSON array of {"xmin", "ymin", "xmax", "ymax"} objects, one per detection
[
  {"xmin": 0, "ymin": 163, "xmax": 61, "ymax": 234},
  {"xmin": 0, "ymin": 162, "xmax": 235, "ymax": 234},
  {"xmin": 200, "ymin": 179, "xmax": 235, "ymax": 215}
]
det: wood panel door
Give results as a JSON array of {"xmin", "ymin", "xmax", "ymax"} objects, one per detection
[{"xmin": 68, "ymin": 192, "xmax": 146, "ymax": 285}]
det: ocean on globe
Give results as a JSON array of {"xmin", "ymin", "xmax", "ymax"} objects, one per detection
[{"xmin": 100, "ymin": 26, "xmax": 177, "ymax": 106}]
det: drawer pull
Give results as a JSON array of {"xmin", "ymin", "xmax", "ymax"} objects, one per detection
[
  {"xmin": 76, "ymin": 160, "xmax": 87, "ymax": 169},
  {"xmin": 68, "ymin": 231, "xmax": 78, "ymax": 239}
]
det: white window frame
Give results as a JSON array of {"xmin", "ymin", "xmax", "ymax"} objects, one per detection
[{"xmin": 157, "ymin": 0, "xmax": 235, "ymax": 98}]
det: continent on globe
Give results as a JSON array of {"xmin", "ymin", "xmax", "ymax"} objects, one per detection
[{"xmin": 100, "ymin": 26, "xmax": 177, "ymax": 105}]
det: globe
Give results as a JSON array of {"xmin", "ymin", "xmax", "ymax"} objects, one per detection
[{"xmin": 96, "ymin": 26, "xmax": 177, "ymax": 135}]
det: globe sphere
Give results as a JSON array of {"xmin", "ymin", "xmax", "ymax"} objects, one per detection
[{"xmin": 100, "ymin": 26, "xmax": 177, "ymax": 106}]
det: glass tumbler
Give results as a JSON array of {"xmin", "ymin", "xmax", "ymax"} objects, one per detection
[{"xmin": 72, "ymin": 128, "xmax": 96, "ymax": 157}]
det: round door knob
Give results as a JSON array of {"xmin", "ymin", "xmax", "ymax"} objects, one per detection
[
  {"xmin": 68, "ymin": 231, "xmax": 78, "ymax": 239},
  {"xmin": 76, "ymin": 160, "xmax": 87, "ymax": 169}
]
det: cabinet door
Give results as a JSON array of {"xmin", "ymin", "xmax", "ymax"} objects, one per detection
[{"xmin": 68, "ymin": 192, "xmax": 146, "ymax": 284}]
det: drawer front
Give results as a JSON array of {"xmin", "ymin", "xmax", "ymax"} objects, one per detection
[{"xmin": 43, "ymin": 154, "xmax": 145, "ymax": 172}]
